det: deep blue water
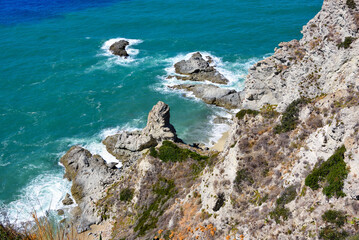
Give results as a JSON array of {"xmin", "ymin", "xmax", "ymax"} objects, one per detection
[{"xmin": 0, "ymin": 0, "xmax": 322, "ymax": 222}]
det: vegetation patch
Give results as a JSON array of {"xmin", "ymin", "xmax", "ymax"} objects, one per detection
[
  {"xmin": 305, "ymin": 146, "xmax": 348, "ymax": 198},
  {"xmin": 120, "ymin": 188, "xmax": 134, "ymax": 202},
  {"xmin": 149, "ymin": 146, "xmax": 158, "ymax": 158},
  {"xmin": 322, "ymin": 210, "xmax": 347, "ymax": 227},
  {"xmin": 274, "ymin": 98, "xmax": 308, "ymax": 134},
  {"xmin": 276, "ymin": 185, "xmax": 297, "ymax": 206},
  {"xmin": 337, "ymin": 36, "xmax": 356, "ymax": 49},
  {"xmin": 347, "ymin": 0, "xmax": 356, "ymax": 9},
  {"xmin": 151, "ymin": 141, "xmax": 208, "ymax": 162},
  {"xmin": 319, "ymin": 226, "xmax": 348, "ymax": 240},
  {"xmin": 236, "ymin": 109, "xmax": 259, "ymax": 120},
  {"xmin": 269, "ymin": 185, "xmax": 297, "ymax": 224},
  {"xmin": 134, "ymin": 178, "xmax": 177, "ymax": 236},
  {"xmin": 234, "ymin": 168, "xmax": 254, "ymax": 192},
  {"xmin": 269, "ymin": 206, "xmax": 290, "ymax": 224},
  {"xmin": 260, "ymin": 104, "xmax": 279, "ymax": 118}
]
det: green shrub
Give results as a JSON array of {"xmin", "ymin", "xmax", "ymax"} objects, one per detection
[
  {"xmin": 234, "ymin": 169, "xmax": 254, "ymax": 185},
  {"xmin": 120, "ymin": 188, "xmax": 134, "ymax": 202},
  {"xmin": 322, "ymin": 210, "xmax": 346, "ymax": 227},
  {"xmin": 157, "ymin": 141, "xmax": 208, "ymax": 162},
  {"xmin": 305, "ymin": 146, "xmax": 348, "ymax": 198},
  {"xmin": 149, "ymin": 146, "xmax": 158, "ymax": 158},
  {"xmin": 269, "ymin": 206, "xmax": 290, "ymax": 224},
  {"xmin": 274, "ymin": 98, "xmax": 308, "ymax": 134},
  {"xmin": 134, "ymin": 178, "xmax": 176, "ymax": 236},
  {"xmin": 347, "ymin": 0, "xmax": 356, "ymax": 9},
  {"xmin": 337, "ymin": 37, "xmax": 356, "ymax": 49},
  {"xmin": 276, "ymin": 185, "xmax": 297, "ymax": 206},
  {"xmin": 236, "ymin": 109, "xmax": 259, "ymax": 120},
  {"xmin": 319, "ymin": 226, "xmax": 348, "ymax": 240}
]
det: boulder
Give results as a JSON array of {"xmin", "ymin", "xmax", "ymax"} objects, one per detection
[
  {"xmin": 171, "ymin": 84, "xmax": 241, "ymax": 109},
  {"xmin": 173, "ymin": 52, "xmax": 228, "ymax": 84},
  {"xmin": 109, "ymin": 40, "xmax": 129, "ymax": 58},
  {"xmin": 62, "ymin": 193, "xmax": 74, "ymax": 205},
  {"xmin": 60, "ymin": 146, "xmax": 118, "ymax": 232}
]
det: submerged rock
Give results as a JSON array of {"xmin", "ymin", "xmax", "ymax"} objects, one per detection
[
  {"xmin": 109, "ymin": 40, "xmax": 129, "ymax": 58},
  {"xmin": 171, "ymin": 84, "xmax": 241, "ymax": 109},
  {"xmin": 103, "ymin": 101, "xmax": 181, "ymax": 166},
  {"xmin": 173, "ymin": 52, "xmax": 229, "ymax": 84}
]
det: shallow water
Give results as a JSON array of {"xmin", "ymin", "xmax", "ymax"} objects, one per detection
[{"xmin": 0, "ymin": 0, "xmax": 322, "ymax": 222}]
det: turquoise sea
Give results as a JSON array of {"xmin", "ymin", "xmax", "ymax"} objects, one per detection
[{"xmin": 0, "ymin": 0, "xmax": 322, "ymax": 222}]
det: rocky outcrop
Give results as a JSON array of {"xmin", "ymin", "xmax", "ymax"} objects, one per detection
[
  {"xmin": 170, "ymin": 84, "xmax": 241, "ymax": 109},
  {"xmin": 59, "ymin": 0, "xmax": 359, "ymax": 239},
  {"xmin": 109, "ymin": 40, "xmax": 129, "ymax": 57},
  {"xmin": 103, "ymin": 101, "xmax": 181, "ymax": 166},
  {"xmin": 62, "ymin": 193, "xmax": 74, "ymax": 205},
  {"xmin": 242, "ymin": 0, "xmax": 359, "ymax": 111},
  {"xmin": 173, "ymin": 52, "xmax": 228, "ymax": 84},
  {"xmin": 60, "ymin": 146, "xmax": 118, "ymax": 232},
  {"xmin": 166, "ymin": 52, "xmax": 242, "ymax": 109}
]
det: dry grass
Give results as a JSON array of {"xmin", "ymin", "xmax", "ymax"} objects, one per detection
[{"xmin": 1, "ymin": 211, "xmax": 84, "ymax": 240}]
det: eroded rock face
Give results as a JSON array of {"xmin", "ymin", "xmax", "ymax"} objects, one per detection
[
  {"xmin": 103, "ymin": 101, "xmax": 181, "ymax": 165},
  {"xmin": 109, "ymin": 40, "xmax": 129, "ymax": 57},
  {"xmin": 173, "ymin": 52, "xmax": 229, "ymax": 84},
  {"xmin": 242, "ymin": 0, "xmax": 359, "ymax": 111},
  {"xmin": 170, "ymin": 84, "xmax": 241, "ymax": 109},
  {"xmin": 60, "ymin": 146, "xmax": 118, "ymax": 232}
]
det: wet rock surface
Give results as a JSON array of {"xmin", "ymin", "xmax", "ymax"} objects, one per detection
[
  {"xmin": 171, "ymin": 84, "xmax": 241, "ymax": 109},
  {"xmin": 173, "ymin": 52, "xmax": 229, "ymax": 84},
  {"xmin": 109, "ymin": 40, "xmax": 129, "ymax": 57}
]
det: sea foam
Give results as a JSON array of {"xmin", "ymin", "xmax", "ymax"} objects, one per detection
[
  {"xmin": 160, "ymin": 51, "xmax": 266, "ymax": 92},
  {"xmin": 0, "ymin": 172, "xmax": 71, "ymax": 224},
  {"xmin": 100, "ymin": 37, "xmax": 143, "ymax": 65}
]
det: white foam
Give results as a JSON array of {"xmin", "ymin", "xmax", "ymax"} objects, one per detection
[
  {"xmin": 100, "ymin": 38, "xmax": 143, "ymax": 65},
  {"xmin": 86, "ymin": 38, "xmax": 144, "ymax": 72},
  {"xmin": 207, "ymin": 112, "xmax": 232, "ymax": 146},
  {"xmin": 161, "ymin": 51, "xmax": 266, "ymax": 92},
  {"xmin": 0, "ymin": 172, "xmax": 71, "ymax": 224}
]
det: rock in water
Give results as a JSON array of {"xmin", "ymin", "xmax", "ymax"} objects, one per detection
[
  {"xmin": 173, "ymin": 52, "xmax": 229, "ymax": 84},
  {"xmin": 103, "ymin": 101, "xmax": 181, "ymax": 165},
  {"xmin": 62, "ymin": 193, "xmax": 74, "ymax": 205},
  {"xmin": 171, "ymin": 84, "xmax": 241, "ymax": 109},
  {"xmin": 109, "ymin": 40, "xmax": 129, "ymax": 58},
  {"xmin": 174, "ymin": 52, "xmax": 210, "ymax": 74}
]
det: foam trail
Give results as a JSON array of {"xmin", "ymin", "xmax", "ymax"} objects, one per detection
[
  {"xmin": 206, "ymin": 108, "xmax": 232, "ymax": 146},
  {"xmin": 0, "ymin": 172, "xmax": 71, "ymax": 223}
]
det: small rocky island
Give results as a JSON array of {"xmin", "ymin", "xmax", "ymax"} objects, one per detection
[
  {"xmin": 168, "ymin": 52, "xmax": 242, "ymax": 109},
  {"xmin": 58, "ymin": 0, "xmax": 359, "ymax": 239},
  {"xmin": 109, "ymin": 40, "xmax": 130, "ymax": 58}
]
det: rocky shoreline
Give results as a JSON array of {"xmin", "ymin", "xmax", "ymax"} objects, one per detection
[
  {"xmin": 59, "ymin": 0, "xmax": 359, "ymax": 239},
  {"xmin": 167, "ymin": 52, "xmax": 242, "ymax": 110}
]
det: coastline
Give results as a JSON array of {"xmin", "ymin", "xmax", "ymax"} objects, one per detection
[{"xmin": 210, "ymin": 131, "xmax": 229, "ymax": 152}]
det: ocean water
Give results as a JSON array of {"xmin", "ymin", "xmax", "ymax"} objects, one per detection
[{"xmin": 0, "ymin": 0, "xmax": 322, "ymax": 222}]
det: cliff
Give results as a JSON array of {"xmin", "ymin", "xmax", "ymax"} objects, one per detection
[
  {"xmin": 59, "ymin": 0, "xmax": 359, "ymax": 239},
  {"xmin": 242, "ymin": 0, "xmax": 359, "ymax": 112}
]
